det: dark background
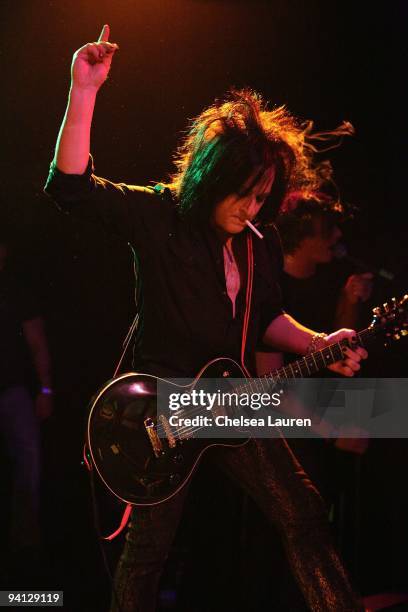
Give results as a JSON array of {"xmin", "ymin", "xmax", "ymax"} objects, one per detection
[{"xmin": 1, "ymin": 1, "xmax": 407, "ymax": 610}]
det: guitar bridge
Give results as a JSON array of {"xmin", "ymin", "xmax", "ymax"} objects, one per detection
[
  {"xmin": 144, "ymin": 418, "xmax": 163, "ymax": 458},
  {"xmin": 159, "ymin": 415, "xmax": 177, "ymax": 448}
]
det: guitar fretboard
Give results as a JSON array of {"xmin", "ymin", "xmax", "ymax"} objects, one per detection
[{"xmin": 238, "ymin": 327, "xmax": 374, "ymax": 395}]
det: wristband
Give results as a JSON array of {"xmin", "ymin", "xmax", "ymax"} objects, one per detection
[{"xmin": 306, "ymin": 332, "xmax": 328, "ymax": 354}]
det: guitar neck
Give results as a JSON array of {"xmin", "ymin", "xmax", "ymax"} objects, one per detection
[{"xmin": 265, "ymin": 326, "xmax": 374, "ymax": 383}]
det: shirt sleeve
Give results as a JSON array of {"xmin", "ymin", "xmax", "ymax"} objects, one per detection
[{"xmin": 44, "ymin": 156, "xmax": 173, "ymax": 251}]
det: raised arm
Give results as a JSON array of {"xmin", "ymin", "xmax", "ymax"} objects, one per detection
[{"xmin": 54, "ymin": 24, "xmax": 118, "ymax": 174}]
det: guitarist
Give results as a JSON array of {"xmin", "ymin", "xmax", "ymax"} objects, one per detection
[{"xmin": 45, "ymin": 25, "xmax": 367, "ymax": 612}]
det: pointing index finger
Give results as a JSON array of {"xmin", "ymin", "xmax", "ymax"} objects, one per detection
[{"xmin": 98, "ymin": 24, "xmax": 110, "ymax": 43}]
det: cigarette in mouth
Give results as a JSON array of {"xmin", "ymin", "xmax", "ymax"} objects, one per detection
[{"xmin": 245, "ymin": 219, "xmax": 264, "ymax": 239}]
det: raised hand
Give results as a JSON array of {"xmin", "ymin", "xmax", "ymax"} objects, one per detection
[
  {"xmin": 71, "ymin": 24, "xmax": 119, "ymax": 91},
  {"xmin": 53, "ymin": 25, "xmax": 119, "ymax": 173},
  {"xmin": 342, "ymin": 272, "xmax": 374, "ymax": 305}
]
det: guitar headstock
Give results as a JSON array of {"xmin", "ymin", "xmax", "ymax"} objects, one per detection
[{"xmin": 370, "ymin": 294, "xmax": 408, "ymax": 345}]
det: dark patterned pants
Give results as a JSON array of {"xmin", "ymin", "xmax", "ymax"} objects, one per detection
[{"xmin": 111, "ymin": 437, "xmax": 363, "ymax": 611}]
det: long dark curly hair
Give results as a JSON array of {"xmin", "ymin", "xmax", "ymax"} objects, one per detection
[{"xmin": 167, "ymin": 88, "xmax": 353, "ymax": 225}]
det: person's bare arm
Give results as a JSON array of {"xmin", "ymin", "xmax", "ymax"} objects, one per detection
[
  {"xmin": 262, "ymin": 312, "xmax": 367, "ymax": 377},
  {"xmin": 54, "ymin": 24, "xmax": 118, "ymax": 174},
  {"xmin": 22, "ymin": 317, "xmax": 53, "ymax": 420}
]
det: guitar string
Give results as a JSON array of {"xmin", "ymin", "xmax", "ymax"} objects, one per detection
[
  {"xmin": 156, "ymin": 330, "xmax": 369, "ymax": 438},
  {"xmin": 156, "ymin": 330, "xmax": 371, "ymax": 439}
]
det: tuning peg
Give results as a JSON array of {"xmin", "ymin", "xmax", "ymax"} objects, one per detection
[
  {"xmin": 393, "ymin": 333, "xmax": 401, "ymax": 341},
  {"xmin": 383, "ymin": 302, "xmax": 390, "ymax": 313},
  {"xmin": 401, "ymin": 329, "xmax": 408, "ymax": 337},
  {"xmin": 373, "ymin": 306, "xmax": 381, "ymax": 316}
]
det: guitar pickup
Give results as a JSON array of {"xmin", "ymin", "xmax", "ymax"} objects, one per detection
[
  {"xmin": 144, "ymin": 418, "xmax": 163, "ymax": 458},
  {"xmin": 159, "ymin": 415, "xmax": 177, "ymax": 448}
]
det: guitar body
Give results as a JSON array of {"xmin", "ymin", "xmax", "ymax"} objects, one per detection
[{"xmin": 87, "ymin": 357, "xmax": 249, "ymax": 506}]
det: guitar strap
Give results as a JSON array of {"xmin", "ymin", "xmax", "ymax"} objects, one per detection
[
  {"xmin": 240, "ymin": 233, "xmax": 254, "ymax": 377},
  {"xmin": 82, "ymin": 442, "xmax": 133, "ymax": 539}
]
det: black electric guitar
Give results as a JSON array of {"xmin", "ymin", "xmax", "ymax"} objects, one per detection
[{"xmin": 87, "ymin": 295, "xmax": 407, "ymax": 506}]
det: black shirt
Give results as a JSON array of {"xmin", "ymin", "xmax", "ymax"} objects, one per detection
[{"xmin": 44, "ymin": 158, "xmax": 283, "ymax": 378}]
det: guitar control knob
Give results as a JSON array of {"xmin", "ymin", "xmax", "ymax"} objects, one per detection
[
  {"xmin": 169, "ymin": 473, "xmax": 181, "ymax": 484},
  {"xmin": 173, "ymin": 454, "xmax": 184, "ymax": 464}
]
